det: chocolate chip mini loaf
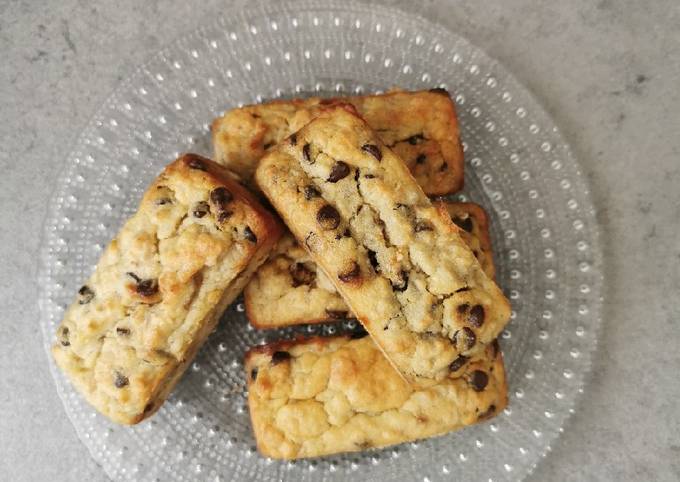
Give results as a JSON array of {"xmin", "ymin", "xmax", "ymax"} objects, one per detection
[
  {"xmin": 52, "ymin": 154, "xmax": 282, "ymax": 424},
  {"xmin": 254, "ymin": 106, "xmax": 511, "ymax": 385},
  {"xmin": 245, "ymin": 335, "xmax": 506, "ymax": 459},
  {"xmin": 212, "ymin": 89, "xmax": 464, "ymax": 196},
  {"xmin": 245, "ymin": 202, "xmax": 495, "ymax": 328}
]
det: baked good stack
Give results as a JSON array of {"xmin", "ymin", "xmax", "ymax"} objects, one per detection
[{"xmin": 52, "ymin": 88, "xmax": 511, "ymax": 458}]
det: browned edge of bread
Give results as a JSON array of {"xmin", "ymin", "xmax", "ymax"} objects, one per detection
[{"xmin": 211, "ymin": 88, "xmax": 464, "ymax": 195}]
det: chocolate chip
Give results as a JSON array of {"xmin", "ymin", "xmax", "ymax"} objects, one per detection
[
  {"xmin": 192, "ymin": 201, "xmax": 210, "ymax": 218},
  {"xmin": 457, "ymin": 303, "xmax": 470, "ymax": 314},
  {"xmin": 325, "ymin": 309, "xmax": 348, "ymax": 319},
  {"xmin": 454, "ymin": 327, "xmax": 476, "ymax": 350},
  {"xmin": 478, "ymin": 404, "xmax": 496, "ymax": 420},
  {"xmin": 263, "ymin": 142, "xmax": 274, "ymax": 150},
  {"xmin": 467, "ymin": 305, "xmax": 485, "ymax": 327},
  {"xmin": 271, "ymin": 351, "xmax": 291, "ymax": 365},
  {"xmin": 187, "ymin": 158, "xmax": 207, "ymax": 171},
  {"xmin": 361, "ymin": 144, "xmax": 382, "ymax": 161},
  {"xmin": 449, "ymin": 355, "xmax": 469, "ymax": 372},
  {"xmin": 116, "ymin": 327, "xmax": 131, "ymax": 336},
  {"xmin": 217, "ymin": 210, "xmax": 233, "ymax": 223},
  {"xmin": 392, "ymin": 270, "xmax": 409, "ymax": 292},
  {"xmin": 59, "ymin": 327, "xmax": 70, "ymax": 346},
  {"xmin": 317, "ymin": 204, "xmax": 341, "ymax": 230},
  {"xmin": 452, "ymin": 216, "xmax": 473, "ymax": 232},
  {"xmin": 469, "ymin": 370, "xmax": 488, "ymax": 392},
  {"xmin": 415, "ymin": 154, "xmax": 427, "ymax": 164},
  {"xmin": 243, "ymin": 226, "xmax": 257, "ymax": 243},
  {"xmin": 333, "ymin": 228, "xmax": 350, "ymax": 241},
  {"xmin": 136, "ymin": 279, "xmax": 159, "ymax": 297},
  {"xmin": 302, "ymin": 143, "xmax": 312, "ymax": 163},
  {"xmin": 210, "ymin": 187, "xmax": 233, "ymax": 207},
  {"xmin": 406, "ymin": 134, "xmax": 424, "ymax": 145},
  {"xmin": 250, "ymin": 368, "xmax": 258, "ymax": 381},
  {"xmin": 303, "ymin": 185, "xmax": 320, "ymax": 200},
  {"xmin": 127, "ymin": 273, "xmax": 159, "ymax": 297},
  {"xmin": 428, "ymin": 87, "xmax": 449, "ymax": 95},
  {"xmin": 327, "ymin": 161, "xmax": 350, "ymax": 182},
  {"xmin": 338, "ymin": 261, "xmax": 361, "ymax": 282},
  {"xmin": 290, "ymin": 262, "xmax": 316, "ymax": 287},
  {"xmin": 155, "ymin": 197, "xmax": 172, "ymax": 206},
  {"xmin": 290, "ymin": 133, "xmax": 297, "ymax": 145},
  {"xmin": 367, "ymin": 249, "xmax": 379, "ymax": 271},
  {"xmin": 114, "ymin": 372, "xmax": 129, "ymax": 388},
  {"xmin": 414, "ymin": 220, "xmax": 433, "ymax": 232},
  {"xmin": 78, "ymin": 285, "xmax": 95, "ymax": 305}
]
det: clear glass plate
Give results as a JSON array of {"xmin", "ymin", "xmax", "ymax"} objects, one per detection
[{"xmin": 37, "ymin": 1, "xmax": 603, "ymax": 481}]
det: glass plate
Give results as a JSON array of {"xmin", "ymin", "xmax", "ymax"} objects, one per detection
[{"xmin": 37, "ymin": 1, "xmax": 603, "ymax": 481}]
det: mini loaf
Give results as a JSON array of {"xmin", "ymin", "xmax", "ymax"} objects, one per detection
[
  {"xmin": 52, "ymin": 154, "xmax": 282, "ymax": 424},
  {"xmin": 245, "ymin": 202, "xmax": 495, "ymax": 328},
  {"xmin": 245, "ymin": 335, "xmax": 506, "ymax": 459},
  {"xmin": 212, "ymin": 88, "xmax": 464, "ymax": 196},
  {"xmin": 254, "ymin": 106, "xmax": 511, "ymax": 385}
]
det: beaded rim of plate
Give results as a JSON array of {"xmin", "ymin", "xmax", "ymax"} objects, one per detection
[{"xmin": 37, "ymin": 1, "xmax": 603, "ymax": 481}]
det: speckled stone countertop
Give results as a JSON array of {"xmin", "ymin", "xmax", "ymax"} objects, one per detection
[{"xmin": 1, "ymin": 1, "xmax": 679, "ymax": 480}]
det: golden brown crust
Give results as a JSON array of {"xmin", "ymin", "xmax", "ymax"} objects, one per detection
[
  {"xmin": 245, "ymin": 336, "xmax": 507, "ymax": 459},
  {"xmin": 254, "ymin": 107, "xmax": 511, "ymax": 385},
  {"xmin": 439, "ymin": 201, "xmax": 495, "ymax": 280},
  {"xmin": 52, "ymin": 154, "xmax": 281, "ymax": 424},
  {"xmin": 245, "ymin": 202, "xmax": 495, "ymax": 328},
  {"xmin": 212, "ymin": 89, "xmax": 463, "ymax": 195}
]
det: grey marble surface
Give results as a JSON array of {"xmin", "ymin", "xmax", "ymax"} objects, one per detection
[{"xmin": 1, "ymin": 0, "xmax": 679, "ymax": 480}]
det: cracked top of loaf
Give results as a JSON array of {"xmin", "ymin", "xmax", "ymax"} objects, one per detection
[
  {"xmin": 254, "ymin": 106, "xmax": 511, "ymax": 384},
  {"xmin": 212, "ymin": 88, "xmax": 463, "ymax": 195},
  {"xmin": 245, "ymin": 334, "xmax": 506, "ymax": 459},
  {"xmin": 244, "ymin": 201, "xmax": 496, "ymax": 329},
  {"xmin": 52, "ymin": 154, "xmax": 281, "ymax": 424}
]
